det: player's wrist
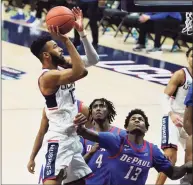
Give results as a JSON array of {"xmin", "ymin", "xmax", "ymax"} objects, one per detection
[
  {"xmin": 79, "ymin": 30, "xmax": 87, "ymax": 38},
  {"xmin": 62, "ymin": 37, "xmax": 70, "ymax": 44},
  {"xmin": 88, "ymin": 151, "xmax": 95, "ymax": 155},
  {"xmin": 30, "ymin": 156, "xmax": 35, "ymax": 161}
]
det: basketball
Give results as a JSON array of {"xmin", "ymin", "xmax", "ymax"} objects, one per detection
[{"xmin": 46, "ymin": 6, "xmax": 75, "ymax": 35}]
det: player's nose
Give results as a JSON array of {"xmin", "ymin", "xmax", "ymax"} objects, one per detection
[{"xmin": 59, "ymin": 48, "xmax": 63, "ymax": 53}]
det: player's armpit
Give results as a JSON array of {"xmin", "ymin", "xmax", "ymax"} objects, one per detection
[
  {"xmin": 164, "ymin": 70, "xmax": 184, "ymax": 97},
  {"xmin": 41, "ymin": 68, "xmax": 88, "ymax": 88}
]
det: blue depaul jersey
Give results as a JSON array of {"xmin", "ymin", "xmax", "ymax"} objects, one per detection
[
  {"xmin": 98, "ymin": 132, "xmax": 172, "ymax": 185},
  {"xmin": 80, "ymin": 126, "xmax": 127, "ymax": 185},
  {"xmin": 184, "ymin": 83, "xmax": 193, "ymax": 107}
]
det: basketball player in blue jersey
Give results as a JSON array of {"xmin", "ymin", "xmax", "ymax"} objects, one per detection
[
  {"xmin": 181, "ymin": 84, "xmax": 193, "ymax": 185},
  {"xmin": 28, "ymin": 7, "xmax": 99, "ymax": 185},
  {"xmin": 74, "ymin": 109, "xmax": 192, "ymax": 185},
  {"xmin": 80, "ymin": 98, "xmax": 126, "ymax": 185}
]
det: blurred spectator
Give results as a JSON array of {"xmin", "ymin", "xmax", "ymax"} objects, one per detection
[
  {"xmin": 9, "ymin": 0, "xmax": 26, "ymax": 20},
  {"xmin": 8, "ymin": 0, "xmax": 54, "ymax": 27},
  {"xmin": 73, "ymin": 0, "xmax": 99, "ymax": 48},
  {"xmin": 27, "ymin": 0, "xmax": 51, "ymax": 26},
  {"xmin": 133, "ymin": 12, "xmax": 182, "ymax": 53}
]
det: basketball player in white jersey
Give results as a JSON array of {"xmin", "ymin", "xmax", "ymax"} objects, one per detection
[
  {"xmin": 29, "ymin": 7, "xmax": 99, "ymax": 185},
  {"xmin": 156, "ymin": 47, "xmax": 193, "ymax": 185}
]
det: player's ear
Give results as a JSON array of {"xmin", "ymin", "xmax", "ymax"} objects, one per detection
[
  {"xmin": 42, "ymin": 52, "xmax": 50, "ymax": 59},
  {"xmin": 144, "ymin": 127, "xmax": 148, "ymax": 133}
]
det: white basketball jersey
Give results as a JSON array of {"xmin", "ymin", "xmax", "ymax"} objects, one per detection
[
  {"xmin": 39, "ymin": 66, "xmax": 79, "ymax": 134},
  {"xmin": 171, "ymin": 68, "xmax": 192, "ymax": 115}
]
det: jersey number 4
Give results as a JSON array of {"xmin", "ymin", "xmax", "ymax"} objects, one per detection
[
  {"xmin": 96, "ymin": 154, "xmax": 103, "ymax": 168},
  {"xmin": 124, "ymin": 166, "xmax": 142, "ymax": 181}
]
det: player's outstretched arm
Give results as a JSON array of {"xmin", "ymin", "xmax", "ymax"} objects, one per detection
[
  {"xmin": 77, "ymin": 124, "xmax": 99, "ymax": 142},
  {"xmin": 27, "ymin": 108, "xmax": 49, "ymax": 174},
  {"xmin": 153, "ymin": 145, "xmax": 192, "ymax": 180},
  {"xmin": 74, "ymin": 113, "xmax": 121, "ymax": 156},
  {"xmin": 72, "ymin": 7, "xmax": 99, "ymax": 67},
  {"xmin": 43, "ymin": 26, "xmax": 88, "ymax": 87},
  {"xmin": 163, "ymin": 162, "xmax": 192, "ymax": 180}
]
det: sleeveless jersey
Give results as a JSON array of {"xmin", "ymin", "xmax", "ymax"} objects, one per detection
[
  {"xmin": 108, "ymin": 138, "xmax": 153, "ymax": 185},
  {"xmin": 171, "ymin": 68, "xmax": 192, "ymax": 115},
  {"xmin": 80, "ymin": 127, "xmax": 126, "ymax": 185},
  {"xmin": 38, "ymin": 66, "xmax": 78, "ymax": 134},
  {"xmin": 98, "ymin": 132, "xmax": 172, "ymax": 185}
]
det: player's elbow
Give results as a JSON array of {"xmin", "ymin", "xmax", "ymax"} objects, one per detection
[
  {"xmin": 70, "ymin": 68, "xmax": 88, "ymax": 82},
  {"xmin": 89, "ymin": 54, "xmax": 100, "ymax": 66},
  {"xmin": 93, "ymin": 54, "xmax": 100, "ymax": 64},
  {"xmin": 81, "ymin": 69, "xmax": 88, "ymax": 78},
  {"xmin": 165, "ymin": 166, "xmax": 186, "ymax": 180}
]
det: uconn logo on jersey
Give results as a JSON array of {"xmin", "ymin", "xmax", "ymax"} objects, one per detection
[
  {"xmin": 120, "ymin": 154, "xmax": 151, "ymax": 168},
  {"xmin": 61, "ymin": 82, "xmax": 75, "ymax": 90},
  {"xmin": 183, "ymin": 81, "xmax": 192, "ymax": 90},
  {"xmin": 61, "ymin": 83, "xmax": 76, "ymax": 104}
]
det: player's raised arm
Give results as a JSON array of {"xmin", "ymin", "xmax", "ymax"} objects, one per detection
[
  {"xmin": 72, "ymin": 7, "xmax": 99, "ymax": 67},
  {"xmin": 27, "ymin": 108, "xmax": 49, "ymax": 174},
  {"xmin": 74, "ymin": 113, "xmax": 121, "ymax": 155},
  {"xmin": 152, "ymin": 145, "xmax": 192, "ymax": 180},
  {"xmin": 42, "ymin": 26, "xmax": 87, "ymax": 87},
  {"xmin": 75, "ymin": 114, "xmax": 99, "ymax": 142}
]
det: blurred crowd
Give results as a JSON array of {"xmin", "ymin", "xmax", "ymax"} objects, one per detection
[{"xmin": 2, "ymin": 0, "xmax": 190, "ymax": 52}]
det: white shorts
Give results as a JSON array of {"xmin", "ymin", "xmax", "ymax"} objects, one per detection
[
  {"xmin": 39, "ymin": 131, "xmax": 92, "ymax": 184},
  {"xmin": 161, "ymin": 115, "xmax": 189, "ymax": 150}
]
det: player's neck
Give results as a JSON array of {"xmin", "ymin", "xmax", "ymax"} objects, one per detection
[
  {"xmin": 94, "ymin": 120, "xmax": 111, "ymax": 132},
  {"xmin": 127, "ymin": 133, "xmax": 144, "ymax": 145},
  {"xmin": 42, "ymin": 63, "xmax": 57, "ymax": 70}
]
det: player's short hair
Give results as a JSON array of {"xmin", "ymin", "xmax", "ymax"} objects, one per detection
[
  {"xmin": 186, "ymin": 47, "xmax": 193, "ymax": 57},
  {"xmin": 124, "ymin": 109, "xmax": 149, "ymax": 130},
  {"xmin": 30, "ymin": 35, "xmax": 52, "ymax": 60},
  {"xmin": 88, "ymin": 98, "xmax": 116, "ymax": 123}
]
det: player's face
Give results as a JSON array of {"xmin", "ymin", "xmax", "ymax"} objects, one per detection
[
  {"xmin": 127, "ymin": 114, "xmax": 147, "ymax": 134},
  {"xmin": 46, "ymin": 41, "xmax": 70, "ymax": 67},
  {"xmin": 91, "ymin": 101, "xmax": 108, "ymax": 122},
  {"xmin": 187, "ymin": 50, "xmax": 193, "ymax": 67}
]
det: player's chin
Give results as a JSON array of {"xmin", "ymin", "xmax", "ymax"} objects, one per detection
[
  {"xmin": 130, "ymin": 128, "xmax": 145, "ymax": 135},
  {"xmin": 94, "ymin": 117, "xmax": 105, "ymax": 123}
]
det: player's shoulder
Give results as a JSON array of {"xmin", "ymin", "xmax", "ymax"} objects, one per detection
[
  {"xmin": 111, "ymin": 126, "xmax": 127, "ymax": 136},
  {"xmin": 173, "ymin": 68, "xmax": 186, "ymax": 78},
  {"xmin": 39, "ymin": 69, "xmax": 59, "ymax": 83},
  {"xmin": 168, "ymin": 68, "xmax": 185, "ymax": 85},
  {"xmin": 147, "ymin": 142, "xmax": 164, "ymax": 156}
]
